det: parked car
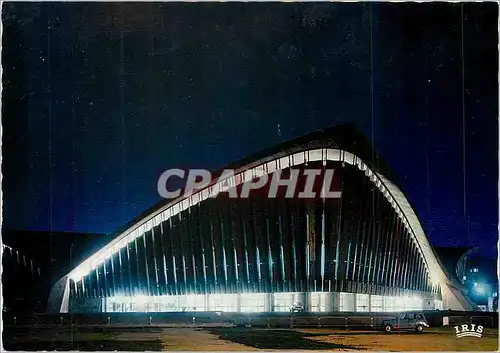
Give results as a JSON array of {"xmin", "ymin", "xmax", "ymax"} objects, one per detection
[
  {"xmin": 381, "ymin": 312, "xmax": 429, "ymax": 333},
  {"xmin": 290, "ymin": 302, "xmax": 304, "ymax": 312}
]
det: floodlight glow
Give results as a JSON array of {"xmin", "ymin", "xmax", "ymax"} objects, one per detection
[
  {"xmin": 475, "ymin": 284, "xmax": 485, "ymax": 295},
  {"xmin": 56, "ymin": 147, "xmax": 460, "ymax": 315},
  {"xmin": 112, "ymin": 295, "xmax": 129, "ymax": 303},
  {"xmin": 134, "ymin": 295, "xmax": 149, "ymax": 306},
  {"xmin": 69, "ymin": 267, "xmax": 90, "ymax": 282}
]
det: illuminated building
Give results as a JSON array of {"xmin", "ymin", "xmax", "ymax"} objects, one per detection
[{"xmin": 47, "ymin": 124, "xmax": 476, "ymax": 313}]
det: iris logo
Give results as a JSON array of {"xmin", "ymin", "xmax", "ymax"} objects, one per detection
[{"xmin": 454, "ymin": 324, "xmax": 484, "ymax": 338}]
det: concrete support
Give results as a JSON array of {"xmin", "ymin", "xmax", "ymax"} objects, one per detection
[
  {"xmin": 46, "ymin": 276, "xmax": 70, "ymax": 313},
  {"xmin": 442, "ymin": 284, "xmax": 477, "ymax": 311}
]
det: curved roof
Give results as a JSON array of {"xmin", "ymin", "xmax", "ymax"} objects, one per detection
[
  {"xmin": 111, "ymin": 123, "xmax": 397, "ymax": 239},
  {"xmin": 434, "ymin": 246, "xmax": 480, "ymax": 281},
  {"xmin": 64, "ymin": 123, "xmax": 452, "ymax": 293}
]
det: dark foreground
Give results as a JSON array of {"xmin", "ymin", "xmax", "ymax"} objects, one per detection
[{"xmin": 3, "ymin": 326, "xmax": 498, "ymax": 351}]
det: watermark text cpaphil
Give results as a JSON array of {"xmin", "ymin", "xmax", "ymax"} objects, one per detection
[{"xmin": 157, "ymin": 168, "xmax": 343, "ymax": 200}]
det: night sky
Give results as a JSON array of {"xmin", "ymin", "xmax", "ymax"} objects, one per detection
[{"xmin": 2, "ymin": 3, "xmax": 498, "ymax": 259}]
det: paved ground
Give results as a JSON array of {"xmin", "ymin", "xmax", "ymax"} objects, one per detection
[
  {"xmin": 3, "ymin": 326, "xmax": 498, "ymax": 351},
  {"xmin": 295, "ymin": 328, "xmax": 498, "ymax": 351}
]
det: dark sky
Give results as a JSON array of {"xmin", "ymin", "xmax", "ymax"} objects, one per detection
[{"xmin": 2, "ymin": 3, "xmax": 498, "ymax": 259}]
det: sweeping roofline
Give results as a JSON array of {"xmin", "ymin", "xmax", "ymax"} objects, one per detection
[
  {"xmin": 66, "ymin": 147, "xmax": 448, "ymax": 293},
  {"xmin": 106, "ymin": 123, "xmax": 397, "ymax": 241}
]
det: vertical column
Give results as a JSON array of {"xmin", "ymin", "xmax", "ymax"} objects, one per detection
[
  {"xmin": 218, "ymin": 205, "xmax": 229, "ymax": 293},
  {"xmin": 392, "ymin": 218, "xmax": 402, "ymax": 288},
  {"xmin": 236, "ymin": 293, "xmax": 242, "ymax": 312},
  {"xmin": 204, "ymin": 293, "xmax": 209, "ymax": 311},
  {"xmin": 207, "ymin": 293, "xmax": 212, "ymax": 312},
  {"xmin": 367, "ymin": 191, "xmax": 380, "ymax": 285},
  {"xmin": 356, "ymin": 201, "xmax": 369, "ymax": 284},
  {"xmin": 350, "ymin": 192, "xmax": 365, "ymax": 284},
  {"xmin": 151, "ymin": 225, "xmax": 160, "ymax": 296},
  {"xmin": 320, "ymin": 197, "xmax": 326, "ymax": 292},
  {"xmin": 409, "ymin": 245, "xmax": 418, "ymax": 290},
  {"xmin": 95, "ymin": 268, "xmax": 101, "ymax": 298},
  {"xmin": 277, "ymin": 206, "xmax": 286, "ymax": 292},
  {"xmin": 206, "ymin": 201, "xmax": 218, "ymax": 294},
  {"xmin": 133, "ymin": 237, "xmax": 141, "ymax": 295},
  {"xmin": 142, "ymin": 231, "xmax": 151, "ymax": 296},
  {"xmin": 265, "ymin": 293, "xmax": 273, "ymax": 312},
  {"xmin": 305, "ymin": 204, "xmax": 315, "ymax": 291},
  {"xmin": 102, "ymin": 262, "xmax": 108, "ymax": 298},
  {"xmin": 373, "ymin": 201, "xmax": 385, "ymax": 286},
  {"xmin": 241, "ymin": 203, "xmax": 251, "ymax": 291},
  {"xmin": 332, "ymin": 292, "xmax": 341, "ymax": 311},
  {"xmin": 109, "ymin": 256, "xmax": 116, "ymax": 297},
  {"xmin": 418, "ymin": 258, "xmax": 425, "ymax": 292},
  {"xmin": 402, "ymin": 230, "xmax": 410, "ymax": 289},
  {"xmin": 324, "ymin": 292, "xmax": 336, "ymax": 312},
  {"xmin": 158, "ymin": 217, "xmax": 169, "ymax": 296},
  {"xmin": 382, "ymin": 214, "xmax": 393, "ymax": 288}
]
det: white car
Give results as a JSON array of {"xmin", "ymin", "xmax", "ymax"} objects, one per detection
[{"xmin": 290, "ymin": 302, "xmax": 304, "ymax": 312}]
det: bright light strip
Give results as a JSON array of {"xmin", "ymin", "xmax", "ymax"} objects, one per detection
[{"xmin": 67, "ymin": 148, "xmax": 446, "ymax": 288}]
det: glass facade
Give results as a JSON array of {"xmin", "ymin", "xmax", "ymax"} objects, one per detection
[
  {"xmin": 65, "ymin": 144, "xmax": 443, "ymax": 314},
  {"xmin": 208, "ymin": 294, "xmax": 238, "ymax": 312},
  {"xmin": 356, "ymin": 294, "xmax": 370, "ymax": 312},
  {"xmin": 273, "ymin": 293, "xmax": 295, "ymax": 312},
  {"xmin": 240, "ymin": 293, "xmax": 266, "ymax": 312},
  {"xmin": 340, "ymin": 292, "xmax": 355, "ymax": 311},
  {"xmin": 102, "ymin": 292, "xmax": 429, "ymax": 313},
  {"xmin": 310, "ymin": 292, "xmax": 329, "ymax": 312},
  {"xmin": 370, "ymin": 295, "xmax": 384, "ymax": 312}
]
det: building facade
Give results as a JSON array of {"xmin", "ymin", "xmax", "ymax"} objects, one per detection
[{"xmin": 47, "ymin": 124, "xmax": 476, "ymax": 313}]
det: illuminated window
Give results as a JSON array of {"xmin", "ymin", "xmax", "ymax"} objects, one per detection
[
  {"xmin": 385, "ymin": 296, "xmax": 423, "ymax": 312},
  {"xmin": 240, "ymin": 293, "xmax": 266, "ymax": 313},
  {"xmin": 339, "ymin": 292, "xmax": 355, "ymax": 312},
  {"xmin": 273, "ymin": 293, "xmax": 294, "ymax": 312},
  {"xmin": 356, "ymin": 294, "xmax": 369, "ymax": 312},
  {"xmin": 158, "ymin": 296, "xmax": 182, "ymax": 312},
  {"xmin": 310, "ymin": 292, "xmax": 328, "ymax": 312},
  {"xmin": 184, "ymin": 294, "xmax": 206, "ymax": 312},
  {"xmin": 105, "ymin": 295, "xmax": 207, "ymax": 313},
  {"xmin": 208, "ymin": 294, "xmax": 238, "ymax": 312},
  {"xmin": 384, "ymin": 296, "xmax": 399, "ymax": 312},
  {"xmin": 370, "ymin": 295, "xmax": 384, "ymax": 312}
]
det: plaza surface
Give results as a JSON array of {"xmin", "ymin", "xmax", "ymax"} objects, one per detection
[{"xmin": 3, "ymin": 326, "xmax": 498, "ymax": 351}]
